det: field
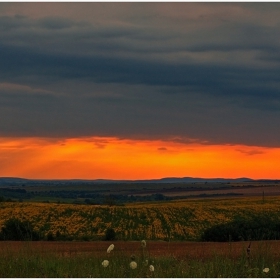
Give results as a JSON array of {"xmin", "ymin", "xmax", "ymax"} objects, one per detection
[
  {"xmin": 0, "ymin": 240, "xmax": 280, "ymax": 277},
  {"xmin": 1, "ymin": 179, "xmax": 280, "ymax": 204},
  {"xmin": 1, "ymin": 195, "xmax": 280, "ymax": 277},
  {"xmin": 2, "ymin": 240, "xmax": 280, "ymax": 260},
  {"xmin": 0, "ymin": 195, "xmax": 280, "ymax": 241}
]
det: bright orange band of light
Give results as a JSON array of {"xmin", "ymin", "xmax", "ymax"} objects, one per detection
[{"xmin": 0, "ymin": 136, "xmax": 279, "ymax": 180}]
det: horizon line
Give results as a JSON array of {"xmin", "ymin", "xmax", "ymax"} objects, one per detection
[{"xmin": 1, "ymin": 176, "xmax": 279, "ymax": 181}]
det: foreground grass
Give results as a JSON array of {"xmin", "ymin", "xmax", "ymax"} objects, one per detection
[{"xmin": 0, "ymin": 241, "xmax": 279, "ymax": 277}]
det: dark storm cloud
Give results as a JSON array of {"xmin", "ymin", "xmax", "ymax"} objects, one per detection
[
  {"xmin": 37, "ymin": 17, "xmax": 78, "ymax": 30},
  {"xmin": 1, "ymin": 43, "xmax": 279, "ymax": 105},
  {"xmin": 0, "ymin": 3, "xmax": 280, "ymax": 146}
]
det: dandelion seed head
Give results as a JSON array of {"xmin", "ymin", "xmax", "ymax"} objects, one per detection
[
  {"xmin": 149, "ymin": 265, "xmax": 155, "ymax": 272},
  {"xmin": 263, "ymin": 268, "xmax": 269, "ymax": 273},
  {"xmin": 143, "ymin": 259, "xmax": 149, "ymax": 266},
  {"xmin": 141, "ymin": 240, "xmax": 146, "ymax": 248},
  {"xmin": 102, "ymin": 260, "xmax": 109, "ymax": 267},
  {"xmin": 130, "ymin": 261, "xmax": 137, "ymax": 269},
  {"xmin": 107, "ymin": 244, "xmax": 114, "ymax": 253}
]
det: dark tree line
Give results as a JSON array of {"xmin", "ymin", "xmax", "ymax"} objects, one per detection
[{"xmin": 201, "ymin": 215, "xmax": 280, "ymax": 242}]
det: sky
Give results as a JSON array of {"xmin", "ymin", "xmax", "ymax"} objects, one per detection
[{"xmin": 0, "ymin": 2, "xmax": 280, "ymax": 180}]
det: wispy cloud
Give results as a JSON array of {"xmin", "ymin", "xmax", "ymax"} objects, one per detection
[{"xmin": 236, "ymin": 148, "xmax": 266, "ymax": 156}]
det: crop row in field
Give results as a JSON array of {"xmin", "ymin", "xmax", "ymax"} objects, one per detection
[{"xmin": 0, "ymin": 196, "xmax": 280, "ymax": 241}]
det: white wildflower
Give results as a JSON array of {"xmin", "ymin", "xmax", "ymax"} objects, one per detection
[
  {"xmin": 102, "ymin": 260, "xmax": 109, "ymax": 267},
  {"xmin": 263, "ymin": 268, "xmax": 269, "ymax": 273},
  {"xmin": 149, "ymin": 265, "xmax": 155, "ymax": 272},
  {"xmin": 130, "ymin": 261, "xmax": 137, "ymax": 269},
  {"xmin": 107, "ymin": 244, "xmax": 114, "ymax": 253},
  {"xmin": 141, "ymin": 240, "xmax": 146, "ymax": 248}
]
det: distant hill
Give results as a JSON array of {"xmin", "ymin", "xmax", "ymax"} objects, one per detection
[
  {"xmin": 0, "ymin": 176, "xmax": 261, "ymax": 187},
  {"xmin": 136, "ymin": 177, "xmax": 254, "ymax": 183},
  {"xmin": 0, "ymin": 177, "xmax": 29, "ymax": 184}
]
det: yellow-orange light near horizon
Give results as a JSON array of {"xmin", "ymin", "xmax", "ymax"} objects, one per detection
[{"xmin": 0, "ymin": 137, "xmax": 279, "ymax": 180}]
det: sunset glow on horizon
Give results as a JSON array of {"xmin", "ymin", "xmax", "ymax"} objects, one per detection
[{"xmin": 0, "ymin": 136, "xmax": 279, "ymax": 180}]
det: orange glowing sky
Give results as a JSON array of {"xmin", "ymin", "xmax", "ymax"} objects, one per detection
[{"xmin": 0, "ymin": 137, "xmax": 279, "ymax": 180}]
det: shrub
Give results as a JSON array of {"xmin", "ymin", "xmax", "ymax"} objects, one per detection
[
  {"xmin": 46, "ymin": 231, "xmax": 55, "ymax": 241},
  {"xmin": 201, "ymin": 216, "xmax": 280, "ymax": 242},
  {"xmin": 104, "ymin": 228, "xmax": 116, "ymax": 241},
  {"xmin": 0, "ymin": 218, "xmax": 40, "ymax": 241}
]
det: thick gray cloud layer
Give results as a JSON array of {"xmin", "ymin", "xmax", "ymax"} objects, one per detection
[{"xmin": 0, "ymin": 3, "xmax": 280, "ymax": 146}]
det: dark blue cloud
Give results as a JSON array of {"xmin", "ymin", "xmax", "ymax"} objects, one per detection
[
  {"xmin": 0, "ymin": 3, "xmax": 280, "ymax": 147},
  {"xmin": 37, "ymin": 17, "xmax": 77, "ymax": 30},
  {"xmin": 1, "ymin": 43, "xmax": 279, "ymax": 103}
]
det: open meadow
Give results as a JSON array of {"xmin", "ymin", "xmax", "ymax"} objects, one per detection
[
  {"xmin": 1, "ymin": 195, "xmax": 280, "ymax": 277},
  {"xmin": 0, "ymin": 240, "xmax": 280, "ymax": 277}
]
